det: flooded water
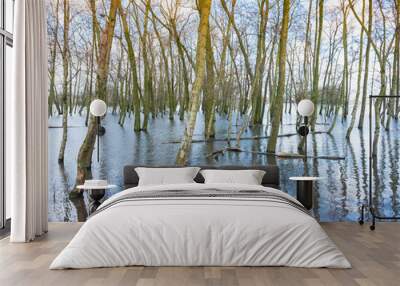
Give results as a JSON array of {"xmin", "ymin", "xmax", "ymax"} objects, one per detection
[{"xmin": 48, "ymin": 110, "xmax": 400, "ymax": 222}]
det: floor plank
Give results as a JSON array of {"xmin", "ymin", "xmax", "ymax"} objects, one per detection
[{"xmin": 0, "ymin": 222, "xmax": 399, "ymax": 286}]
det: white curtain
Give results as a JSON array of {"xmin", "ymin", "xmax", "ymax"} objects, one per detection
[{"xmin": 8, "ymin": 0, "xmax": 48, "ymax": 242}]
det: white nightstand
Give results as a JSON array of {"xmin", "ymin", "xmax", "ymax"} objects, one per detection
[{"xmin": 76, "ymin": 183, "xmax": 117, "ymax": 214}]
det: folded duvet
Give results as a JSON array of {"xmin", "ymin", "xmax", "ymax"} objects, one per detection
[{"xmin": 50, "ymin": 183, "xmax": 351, "ymax": 269}]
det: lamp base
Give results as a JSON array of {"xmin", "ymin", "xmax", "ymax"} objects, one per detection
[
  {"xmin": 97, "ymin": 125, "xmax": 106, "ymax": 136},
  {"xmin": 298, "ymin": 126, "xmax": 309, "ymax": 136}
]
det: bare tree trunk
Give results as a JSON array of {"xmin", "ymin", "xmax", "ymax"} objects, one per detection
[
  {"xmin": 58, "ymin": 0, "xmax": 70, "ymax": 163},
  {"xmin": 395, "ymin": 0, "xmax": 400, "ymax": 118},
  {"xmin": 221, "ymin": 0, "xmax": 268, "ymax": 125},
  {"xmin": 220, "ymin": 0, "xmax": 253, "ymax": 80},
  {"xmin": 356, "ymin": 0, "xmax": 371, "ymax": 128},
  {"xmin": 341, "ymin": 3, "xmax": 350, "ymax": 120},
  {"xmin": 386, "ymin": 0, "xmax": 399, "ymax": 126},
  {"xmin": 266, "ymin": 0, "xmax": 291, "ymax": 153},
  {"xmin": 346, "ymin": 0, "xmax": 365, "ymax": 138},
  {"xmin": 302, "ymin": 0, "xmax": 313, "ymax": 96},
  {"xmin": 48, "ymin": 0, "xmax": 61, "ymax": 116},
  {"xmin": 350, "ymin": 0, "xmax": 391, "ymax": 156},
  {"xmin": 74, "ymin": 0, "xmax": 119, "ymax": 193},
  {"xmin": 261, "ymin": 34, "xmax": 277, "ymax": 120},
  {"xmin": 176, "ymin": 0, "xmax": 213, "ymax": 165},
  {"xmin": 133, "ymin": 0, "xmax": 152, "ymax": 131},
  {"xmin": 85, "ymin": 0, "xmax": 99, "ymax": 127},
  {"xmin": 310, "ymin": 0, "xmax": 324, "ymax": 130},
  {"xmin": 204, "ymin": 24, "xmax": 216, "ymax": 139},
  {"xmin": 119, "ymin": 3, "xmax": 141, "ymax": 131},
  {"xmin": 172, "ymin": 26, "xmax": 190, "ymax": 121},
  {"xmin": 250, "ymin": 0, "xmax": 269, "ymax": 125},
  {"xmin": 151, "ymin": 11, "xmax": 174, "ymax": 120},
  {"xmin": 68, "ymin": 58, "xmax": 73, "ymax": 115}
]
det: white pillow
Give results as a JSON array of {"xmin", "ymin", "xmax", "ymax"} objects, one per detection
[
  {"xmin": 135, "ymin": 167, "xmax": 200, "ymax": 186},
  {"xmin": 200, "ymin": 169, "xmax": 266, "ymax": 185}
]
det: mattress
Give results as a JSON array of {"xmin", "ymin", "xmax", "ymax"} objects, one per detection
[{"xmin": 50, "ymin": 183, "xmax": 351, "ymax": 269}]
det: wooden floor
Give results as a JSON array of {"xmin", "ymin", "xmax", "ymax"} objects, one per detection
[{"xmin": 0, "ymin": 222, "xmax": 399, "ymax": 286}]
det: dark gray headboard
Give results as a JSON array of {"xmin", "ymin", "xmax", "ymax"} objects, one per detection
[{"xmin": 123, "ymin": 165, "xmax": 280, "ymax": 189}]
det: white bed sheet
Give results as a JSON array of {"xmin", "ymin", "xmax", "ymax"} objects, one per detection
[{"xmin": 50, "ymin": 183, "xmax": 350, "ymax": 269}]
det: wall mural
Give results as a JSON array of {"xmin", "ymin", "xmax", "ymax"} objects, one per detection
[{"xmin": 47, "ymin": 0, "xmax": 400, "ymax": 222}]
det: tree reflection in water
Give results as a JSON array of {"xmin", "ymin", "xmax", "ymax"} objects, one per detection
[{"xmin": 48, "ymin": 113, "xmax": 400, "ymax": 222}]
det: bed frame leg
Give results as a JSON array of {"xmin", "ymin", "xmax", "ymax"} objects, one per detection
[
  {"xmin": 370, "ymin": 208, "xmax": 376, "ymax": 231},
  {"xmin": 359, "ymin": 205, "xmax": 364, "ymax": 225}
]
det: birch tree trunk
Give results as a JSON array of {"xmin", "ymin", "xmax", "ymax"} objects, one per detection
[
  {"xmin": 302, "ymin": 0, "xmax": 313, "ymax": 96},
  {"xmin": 394, "ymin": 0, "xmax": 400, "ymax": 118},
  {"xmin": 151, "ymin": 12, "xmax": 174, "ymax": 120},
  {"xmin": 266, "ymin": 0, "xmax": 291, "ymax": 153},
  {"xmin": 346, "ymin": 0, "xmax": 365, "ymax": 138},
  {"xmin": 48, "ymin": 0, "xmax": 61, "ymax": 116},
  {"xmin": 85, "ymin": 0, "xmax": 99, "ymax": 127},
  {"xmin": 170, "ymin": 24, "xmax": 190, "ymax": 121},
  {"xmin": 175, "ymin": 0, "xmax": 212, "ymax": 165},
  {"xmin": 134, "ymin": 0, "xmax": 152, "ymax": 131},
  {"xmin": 119, "ymin": 3, "xmax": 141, "ymax": 131},
  {"xmin": 58, "ymin": 0, "xmax": 70, "ymax": 163},
  {"xmin": 386, "ymin": 0, "xmax": 399, "ymax": 126},
  {"xmin": 310, "ymin": 0, "xmax": 324, "ymax": 130},
  {"xmin": 204, "ymin": 24, "xmax": 216, "ymax": 139},
  {"xmin": 358, "ymin": 0, "xmax": 372, "ymax": 128},
  {"xmin": 341, "ymin": 3, "xmax": 350, "ymax": 121},
  {"xmin": 250, "ymin": 0, "xmax": 269, "ymax": 125}
]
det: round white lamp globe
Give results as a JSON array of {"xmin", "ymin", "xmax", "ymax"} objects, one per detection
[
  {"xmin": 90, "ymin": 99, "xmax": 107, "ymax": 117},
  {"xmin": 297, "ymin": 99, "xmax": 315, "ymax": 117}
]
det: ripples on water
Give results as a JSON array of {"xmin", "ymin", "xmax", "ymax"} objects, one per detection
[{"xmin": 48, "ymin": 111, "xmax": 400, "ymax": 222}]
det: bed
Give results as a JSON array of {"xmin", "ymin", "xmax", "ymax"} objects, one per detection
[{"xmin": 50, "ymin": 165, "xmax": 350, "ymax": 269}]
